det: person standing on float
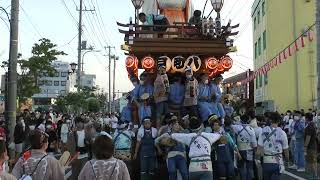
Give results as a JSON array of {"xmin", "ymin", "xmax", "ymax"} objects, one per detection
[{"xmin": 210, "ymin": 75, "xmax": 226, "ymax": 123}]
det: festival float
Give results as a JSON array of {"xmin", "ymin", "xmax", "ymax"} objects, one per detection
[{"xmin": 118, "ymin": 0, "xmax": 239, "ymax": 80}]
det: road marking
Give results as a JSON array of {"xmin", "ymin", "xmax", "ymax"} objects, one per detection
[{"xmin": 283, "ymin": 171, "xmax": 306, "ymax": 180}]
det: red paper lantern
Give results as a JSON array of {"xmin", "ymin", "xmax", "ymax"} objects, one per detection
[
  {"xmin": 206, "ymin": 57, "xmax": 219, "ymax": 70},
  {"xmin": 221, "ymin": 56, "xmax": 233, "ymax": 70},
  {"xmin": 142, "ymin": 56, "xmax": 155, "ymax": 70},
  {"xmin": 125, "ymin": 56, "xmax": 136, "ymax": 68},
  {"xmin": 217, "ymin": 62, "xmax": 225, "ymax": 72},
  {"xmin": 209, "ymin": 68, "xmax": 218, "ymax": 79}
]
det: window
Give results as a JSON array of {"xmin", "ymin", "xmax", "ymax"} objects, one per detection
[
  {"xmin": 254, "ymin": 42, "xmax": 258, "ymax": 59},
  {"xmin": 45, "ymin": 80, "xmax": 52, "ymax": 86},
  {"xmin": 258, "ymin": 37, "xmax": 262, "ymax": 55},
  {"xmin": 264, "ymin": 73, "xmax": 268, "ymax": 85},
  {"xmin": 254, "ymin": 17, "xmax": 257, "ymax": 30},
  {"xmin": 54, "ymin": 72, "xmax": 59, "ymax": 77},
  {"xmin": 61, "ymin": 81, "xmax": 67, "ymax": 86},
  {"xmin": 54, "ymin": 81, "xmax": 59, "ymax": 86},
  {"xmin": 60, "ymin": 90, "xmax": 66, "ymax": 94},
  {"xmin": 259, "ymin": 75, "xmax": 263, "ymax": 88},
  {"xmin": 262, "ymin": 2, "xmax": 265, "ymax": 16},
  {"xmin": 257, "ymin": 10, "xmax": 260, "ymax": 24},
  {"xmin": 38, "ymin": 80, "xmax": 44, "ymax": 86},
  {"xmin": 61, "ymin": 72, "xmax": 68, "ymax": 77},
  {"xmin": 263, "ymin": 31, "xmax": 267, "ymax": 50}
]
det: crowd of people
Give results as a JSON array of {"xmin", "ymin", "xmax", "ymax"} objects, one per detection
[{"xmin": 0, "ymin": 68, "xmax": 317, "ymax": 180}]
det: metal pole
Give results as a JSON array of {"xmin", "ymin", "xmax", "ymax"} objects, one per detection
[
  {"xmin": 113, "ymin": 57, "xmax": 116, "ymax": 112},
  {"xmin": 108, "ymin": 46, "xmax": 112, "ymax": 113},
  {"xmin": 77, "ymin": 0, "xmax": 83, "ymax": 92},
  {"xmin": 317, "ymin": 0, "xmax": 320, "ymax": 108},
  {"xmin": 7, "ymin": 0, "xmax": 19, "ymax": 145},
  {"xmin": 292, "ymin": 0, "xmax": 300, "ymax": 109}
]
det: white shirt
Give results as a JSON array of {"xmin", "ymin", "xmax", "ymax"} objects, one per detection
[
  {"xmin": 110, "ymin": 116, "xmax": 118, "ymax": 129},
  {"xmin": 232, "ymin": 124, "xmax": 257, "ymax": 150},
  {"xmin": 258, "ymin": 127, "xmax": 289, "ymax": 155},
  {"xmin": 254, "ymin": 127, "xmax": 262, "ymax": 140},
  {"xmin": 104, "ymin": 117, "xmax": 111, "ymax": 126},
  {"xmin": 171, "ymin": 132, "xmax": 221, "ymax": 158},
  {"xmin": 137, "ymin": 127, "xmax": 158, "ymax": 141},
  {"xmin": 77, "ymin": 130, "xmax": 85, "ymax": 147}
]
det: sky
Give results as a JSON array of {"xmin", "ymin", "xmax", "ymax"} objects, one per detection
[{"xmin": 0, "ymin": 0, "xmax": 254, "ymax": 95}]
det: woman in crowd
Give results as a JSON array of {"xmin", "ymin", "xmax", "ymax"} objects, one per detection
[
  {"xmin": 78, "ymin": 133, "xmax": 130, "ymax": 180},
  {"xmin": 0, "ymin": 140, "xmax": 15, "ymax": 180},
  {"xmin": 12, "ymin": 129, "xmax": 65, "ymax": 180}
]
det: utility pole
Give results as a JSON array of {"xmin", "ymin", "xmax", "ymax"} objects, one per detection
[
  {"xmin": 7, "ymin": 0, "xmax": 19, "ymax": 147},
  {"xmin": 104, "ymin": 46, "xmax": 116, "ymax": 113},
  {"xmin": 317, "ymin": 0, "xmax": 320, "ymax": 108},
  {"xmin": 112, "ymin": 54, "xmax": 118, "ymax": 112},
  {"xmin": 77, "ymin": 0, "xmax": 83, "ymax": 92},
  {"xmin": 76, "ymin": 0, "xmax": 94, "ymax": 92}
]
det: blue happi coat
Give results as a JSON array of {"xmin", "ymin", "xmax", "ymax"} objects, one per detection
[
  {"xmin": 210, "ymin": 83, "xmax": 225, "ymax": 118},
  {"xmin": 133, "ymin": 84, "xmax": 154, "ymax": 122},
  {"xmin": 169, "ymin": 82, "xmax": 185, "ymax": 105},
  {"xmin": 121, "ymin": 104, "xmax": 132, "ymax": 123},
  {"xmin": 198, "ymin": 83, "xmax": 219, "ymax": 121}
]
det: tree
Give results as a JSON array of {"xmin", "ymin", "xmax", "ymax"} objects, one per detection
[
  {"xmin": 87, "ymin": 97, "xmax": 100, "ymax": 112},
  {"xmin": 17, "ymin": 38, "xmax": 66, "ymax": 103}
]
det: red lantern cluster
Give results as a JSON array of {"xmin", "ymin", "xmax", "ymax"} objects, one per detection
[
  {"xmin": 125, "ymin": 56, "xmax": 138, "ymax": 79},
  {"xmin": 206, "ymin": 56, "xmax": 233, "ymax": 78}
]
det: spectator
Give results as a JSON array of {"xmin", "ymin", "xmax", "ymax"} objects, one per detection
[
  {"xmin": 12, "ymin": 129, "xmax": 65, "ymax": 180},
  {"xmin": 14, "ymin": 116, "xmax": 26, "ymax": 159},
  {"xmin": 78, "ymin": 133, "xmax": 130, "ymax": 180},
  {"xmin": 0, "ymin": 140, "xmax": 15, "ymax": 180},
  {"xmin": 304, "ymin": 113, "xmax": 318, "ymax": 178},
  {"xmin": 291, "ymin": 111, "xmax": 306, "ymax": 172}
]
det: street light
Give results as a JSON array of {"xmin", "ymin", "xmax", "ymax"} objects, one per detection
[
  {"xmin": 211, "ymin": 0, "xmax": 224, "ymax": 14},
  {"xmin": 131, "ymin": 0, "xmax": 144, "ymax": 24},
  {"xmin": 70, "ymin": 62, "xmax": 77, "ymax": 73},
  {"xmin": 81, "ymin": 50, "xmax": 101, "ymax": 72},
  {"xmin": 211, "ymin": 0, "xmax": 224, "ymax": 36}
]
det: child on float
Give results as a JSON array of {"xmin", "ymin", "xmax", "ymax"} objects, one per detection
[
  {"xmin": 133, "ymin": 117, "xmax": 158, "ymax": 180},
  {"xmin": 182, "ymin": 66, "xmax": 198, "ymax": 117}
]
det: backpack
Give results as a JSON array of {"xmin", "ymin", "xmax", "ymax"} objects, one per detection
[{"xmin": 19, "ymin": 155, "xmax": 48, "ymax": 180}]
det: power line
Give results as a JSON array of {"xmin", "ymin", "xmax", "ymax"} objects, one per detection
[
  {"xmin": 85, "ymin": 0, "xmax": 110, "ymax": 46},
  {"xmin": 82, "ymin": 5, "xmax": 106, "ymax": 50},
  {"xmin": 60, "ymin": 0, "xmax": 78, "ymax": 27},
  {"xmin": 56, "ymin": 33, "xmax": 78, "ymax": 49},
  {"xmin": 93, "ymin": 0, "xmax": 112, "ymax": 44},
  {"xmin": 0, "ymin": 16, "xmax": 9, "ymax": 30},
  {"xmin": 19, "ymin": 4, "xmax": 43, "ymax": 38}
]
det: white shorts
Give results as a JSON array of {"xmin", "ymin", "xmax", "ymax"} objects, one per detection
[
  {"xmin": 61, "ymin": 134, "xmax": 68, "ymax": 144},
  {"xmin": 15, "ymin": 143, "xmax": 23, "ymax": 153}
]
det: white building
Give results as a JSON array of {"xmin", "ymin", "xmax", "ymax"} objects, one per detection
[
  {"xmin": 80, "ymin": 74, "xmax": 96, "ymax": 89},
  {"xmin": 32, "ymin": 61, "xmax": 76, "ymax": 106}
]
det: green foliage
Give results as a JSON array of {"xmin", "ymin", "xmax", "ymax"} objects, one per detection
[
  {"xmin": 87, "ymin": 97, "xmax": 100, "ymax": 112},
  {"xmin": 17, "ymin": 38, "xmax": 66, "ymax": 103},
  {"xmin": 54, "ymin": 89, "xmax": 105, "ymax": 114}
]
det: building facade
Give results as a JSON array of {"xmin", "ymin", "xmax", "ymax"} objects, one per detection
[
  {"xmin": 252, "ymin": 0, "xmax": 317, "ymax": 113},
  {"xmin": 32, "ymin": 61, "xmax": 76, "ymax": 107},
  {"xmin": 80, "ymin": 74, "xmax": 96, "ymax": 89}
]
